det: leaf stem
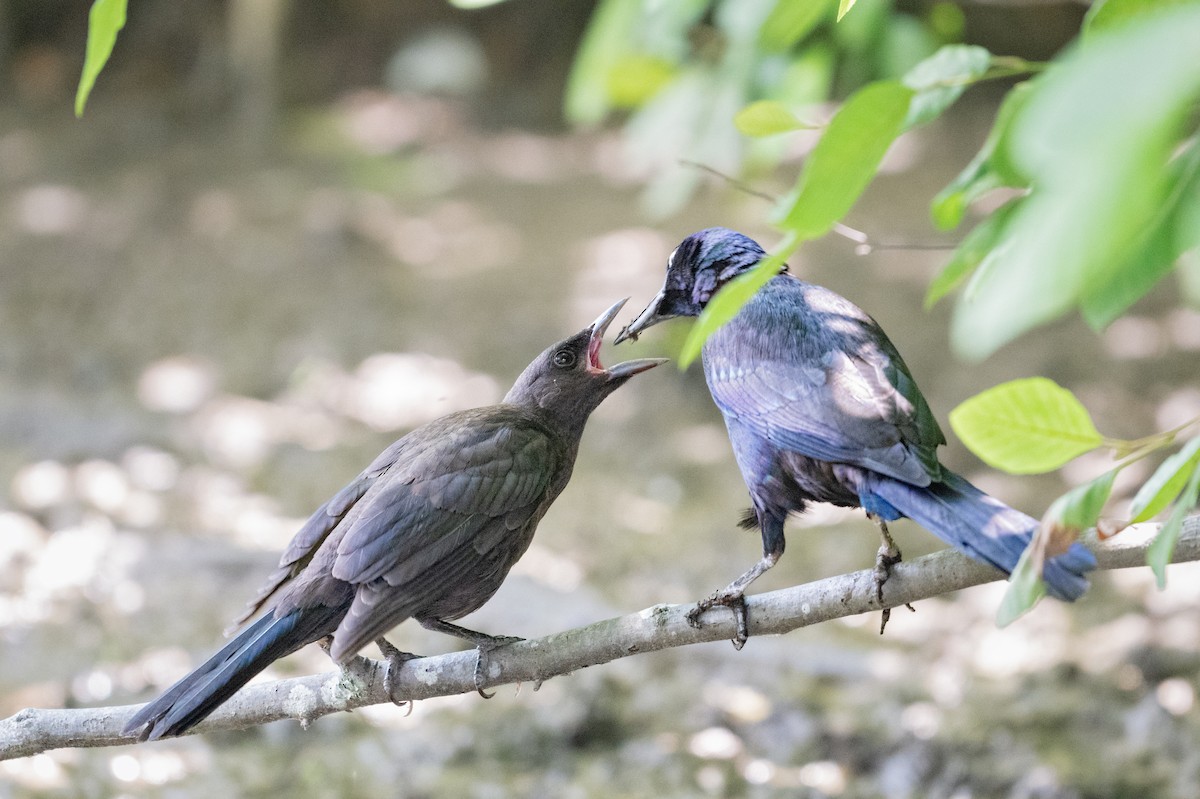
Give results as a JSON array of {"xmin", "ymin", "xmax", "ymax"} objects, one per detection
[
  {"xmin": 1104, "ymin": 415, "xmax": 1200, "ymax": 462},
  {"xmin": 989, "ymin": 56, "xmax": 1048, "ymax": 75}
]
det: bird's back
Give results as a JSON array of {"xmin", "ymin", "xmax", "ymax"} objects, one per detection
[
  {"xmin": 242, "ymin": 405, "xmax": 568, "ymax": 662},
  {"xmin": 702, "ymin": 274, "xmax": 945, "ymax": 491}
]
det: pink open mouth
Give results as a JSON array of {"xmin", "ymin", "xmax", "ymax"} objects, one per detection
[{"xmin": 587, "ymin": 330, "xmax": 604, "ymax": 372}]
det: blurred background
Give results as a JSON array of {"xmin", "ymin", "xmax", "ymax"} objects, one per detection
[{"xmin": 2, "ymin": 0, "xmax": 1200, "ymax": 796}]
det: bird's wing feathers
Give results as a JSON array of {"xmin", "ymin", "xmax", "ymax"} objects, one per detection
[
  {"xmin": 706, "ymin": 279, "xmax": 944, "ymax": 485},
  {"xmin": 323, "ymin": 417, "xmax": 558, "ymax": 659},
  {"xmin": 234, "ymin": 413, "xmax": 557, "ymax": 634},
  {"xmin": 330, "ymin": 417, "xmax": 557, "ymax": 586},
  {"xmin": 230, "ymin": 473, "xmax": 376, "ymax": 629}
]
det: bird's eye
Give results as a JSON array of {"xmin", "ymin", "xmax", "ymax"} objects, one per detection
[{"xmin": 552, "ymin": 349, "xmax": 576, "ymax": 369}]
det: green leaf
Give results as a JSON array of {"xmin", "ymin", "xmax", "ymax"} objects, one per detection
[
  {"xmin": 1084, "ymin": 0, "xmax": 1195, "ymax": 38},
  {"xmin": 833, "ymin": 0, "xmax": 891, "ymax": 55},
  {"xmin": 1147, "ymin": 459, "xmax": 1200, "ymax": 587},
  {"xmin": 928, "ymin": 2, "xmax": 966, "ymax": 40},
  {"xmin": 773, "ymin": 80, "xmax": 913, "ymax": 239},
  {"xmin": 778, "ymin": 43, "xmax": 836, "ymax": 107},
  {"xmin": 564, "ymin": 0, "xmax": 641, "ymax": 126},
  {"xmin": 760, "ymin": 0, "xmax": 834, "ymax": 51},
  {"xmin": 996, "ymin": 545, "xmax": 1048, "ymax": 627},
  {"xmin": 1079, "ymin": 217, "xmax": 1181, "ymax": 330},
  {"xmin": 1130, "ymin": 436, "xmax": 1200, "ymax": 522},
  {"xmin": 1048, "ymin": 469, "xmax": 1119, "ymax": 531},
  {"xmin": 837, "ymin": 0, "xmax": 858, "ymax": 22},
  {"xmin": 998, "ymin": 468, "xmax": 1114, "ymax": 625},
  {"xmin": 734, "ymin": 100, "xmax": 815, "ymax": 137},
  {"xmin": 75, "ymin": 0, "xmax": 128, "ymax": 117},
  {"xmin": 948, "ymin": 377, "xmax": 1104, "ymax": 474},
  {"xmin": 949, "ymin": 8, "xmax": 1200, "ymax": 360},
  {"xmin": 926, "ymin": 200, "xmax": 1019, "ymax": 307},
  {"xmin": 877, "ymin": 14, "xmax": 939, "ymax": 79},
  {"xmin": 607, "ymin": 54, "xmax": 676, "ymax": 108},
  {"xmin": 678, "ymin": 232, "xmax": 800, "ymax": 368},
  {"xmin": 1177, "ymin": 160, "xmax": 1200, "ymax": 259},
  {"xmin": 1080, "ymin": 140, "xmax": 1200, "ymax": 329},
  {"xmin": 901, "ymin": 45, "xmax": 992, "ymax": 129},
  {"xmin": 930, "ymin": 81, "xmax": 1033, "ymax": 230},
  {"xmin": 929, "ymin": 155, "xmax": 1000, "ymax": 231}
]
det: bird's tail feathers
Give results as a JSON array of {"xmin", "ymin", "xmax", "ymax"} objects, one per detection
[
  {"xmin": 863, "ymin": 469, "xmax": 1096, "ymax": 601},
  {"xmin": 124, "ymin": 605, "xmax": 340, "ymax": 741}
]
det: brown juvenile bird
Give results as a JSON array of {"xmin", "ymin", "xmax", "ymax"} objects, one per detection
[{"xmin": 124, "ymin": 299, "xmax": 664, "ymax": 740}]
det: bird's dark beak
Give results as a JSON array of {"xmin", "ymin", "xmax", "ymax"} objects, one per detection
[
  {"xmin": 589, "ymin": 298, "xmax": 668, "ymax": 379},
  {"xmin": 613, "ymin": 290, "xmax": 677, "ymax": 345}
]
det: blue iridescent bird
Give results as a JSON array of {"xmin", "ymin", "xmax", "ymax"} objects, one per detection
[{"xmin": 615, "ymin": 228, "xmax": 1095, "ymax": 647}]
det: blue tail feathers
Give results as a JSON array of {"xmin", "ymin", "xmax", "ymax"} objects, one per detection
[
  {"xmin": 124, "ymin": 606, "xmax": 340, "ymax": 740},
  {"xmin": 861, "ymin": 469, "xmax": 1096, "ymax": 601}
]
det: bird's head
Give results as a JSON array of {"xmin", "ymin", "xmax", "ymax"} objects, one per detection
[
  {"xmin": 614, "ymin": 227, "xmax": 769, "ymax": 344},
  {"xmin": 505, "ymin": 298, "xmax": 667, "ymax": 427}
]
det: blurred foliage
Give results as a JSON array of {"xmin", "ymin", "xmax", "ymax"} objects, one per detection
[
  {"xmin": 678, "ymin": 43, "xmax": 1016, "ymax": 367},
  {"xmin": 567, "ymin": 0, "xmax": 1198, "ymax": 356},
  {"xmin": 940, "ymin": 4, "xmax": 1200, "ymax": 361},
  {"xmin": 565, "ymin": 0, "xmax": 957, "ymax": 215}
]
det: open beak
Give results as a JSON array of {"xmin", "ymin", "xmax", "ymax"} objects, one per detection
[
  {"xmin": 589, "ymin": 298, "xmax": 669, "ymax": 379},
  {"xmin": 613, "ymin": 290, "xmax": 676, "ymax": 345}
]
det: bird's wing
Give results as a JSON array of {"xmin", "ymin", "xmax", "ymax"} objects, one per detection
[
  {"xmin": 230, "ymin": 439, "xmax": 410, "ymax": 628},
  {"xmin": 706, "ymin": 281, "xmax": 944, "ymax": 486},
  {"xmin": 330, "ymin": 414, "xmax": 558, "ymax": 587},
  {"xmin": 324, "ymin": 414, "xmax": 559, "ymax": 657}
]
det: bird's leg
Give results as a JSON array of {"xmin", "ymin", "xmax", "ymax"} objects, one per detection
[
  {"xmin": 319, "ymin": 635, "xmax": 413, "ymax": 708},
  {"xmin": 868, "ymin": 513, "xmax": 915, "ymax": 633},
  {"xmin": 871, "ymin": 513, "xmax": 902, "ymax": 601},
  {"xmin": 374, "ymin": 637, "xmax": 421, "ymax": 707},
  {"xmin": 418, "ymin": 618, "xmax": 523, "ymax": 699},
  {"xmin": 686, "ymin": 551, "xmax": 780, "ymax": 651}
]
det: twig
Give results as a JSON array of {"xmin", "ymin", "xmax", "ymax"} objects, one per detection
[
  {"xmin": 2, "ymin": 518, "xmax": 1197, "ymax": 760},
  {"xmin": 678, "ymin": 159, "xmax": 957, "ymax": 253}
]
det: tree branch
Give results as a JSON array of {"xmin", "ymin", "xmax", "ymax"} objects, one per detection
[{"xmin": 3, "ymin": 518, "xmax": 1198, "ymax": 761}]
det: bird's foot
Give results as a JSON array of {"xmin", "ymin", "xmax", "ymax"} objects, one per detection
[
  {"xmin": 472, "ymin": 635, "xmax": 524, "ymax": 699},
  {"xmin": 687, "ymin": 588, "xmax": 750, "ymax": 651},
  {"xmin": 872, "ymin": 527, "xmax": 902, "ymax": 600},
  {"xmin": 870, "ymin": 515, "xmax": 916, "ymax": 634},
  {"xmin": 874, "ymin": 545, "xmax": 904, "ymax": 635},
  {"xmin": 375, "ymin": 637, "xmax": 421, "ymax": 707},
  {"xmin": 416, "ymin": 617, "xmax": 524, "ymax": 698},
  {"xmin": 873, "ymin": 548, "xmax": 916, "ymax": 634}
]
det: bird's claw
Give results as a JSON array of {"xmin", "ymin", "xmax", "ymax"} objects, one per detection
[
  {"xmin": 872, "ymin": 528, "xmax": 904, "ymax": 634},
  {"xmin": 375, "ymin": 637, "xmax": 421, "ymax": 707},
  {"xmin": 873, "ymin": 541, "xmax": 902, "ymax": 601},
  {"xmin": 687, "ymin": 589, "xmax": 750, "ymax": 650},
  {"xmin": 872, "ymin": 549, "xmax": 915, "ymax": 635},
  {"xmin": 473, "ymin": 636, "xmax": 524, "ymax": 699}
]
